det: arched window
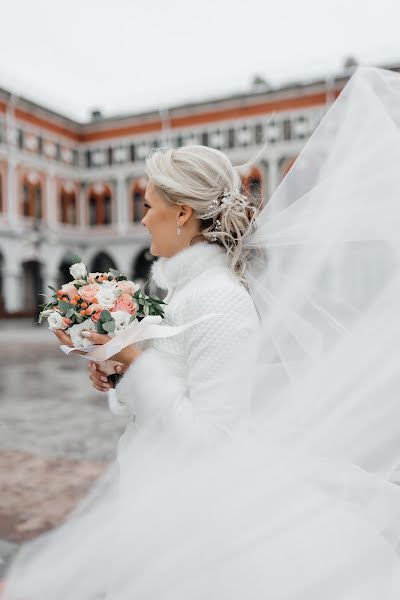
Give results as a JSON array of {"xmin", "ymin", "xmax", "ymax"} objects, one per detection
[
  {"xmin": 22, "ymin": 259, "xmax": 43, "ymax": 317},
  {"xmin": 22, "ymin": 173, "xmax": 42, "ymax": 219},
  {"xmin": 240, "ymin": 166, "xmax": 263, "ymax": 204},
  {"xmin": 131, "ymin": 179, "xmax": 146, "ymax": 223},
  {"xmin": 87, "ymin": 183, "xmax": 113, "ymax": 226},
  {"xmin": 132, "ymin": 247, "xmax": 156, "ymax": 292},
  {"xmin": 60, "ymin": 183, "xmax": 77, "ymax": 225},
  {"xmin": 90, "ymin": 251, "xmax": 118, "ymax": 274}
]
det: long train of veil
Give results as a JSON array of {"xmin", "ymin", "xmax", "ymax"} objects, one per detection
[{"xmin": 4, "ymin": 66, "xmax": 400, "ymax": 599}]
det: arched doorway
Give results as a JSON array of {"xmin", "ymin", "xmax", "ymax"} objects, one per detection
[
  {"xmin": 0, "ymin": 171, "xmax": 3, "ymax": 213},
  {"xmin": 58, "ymin": 252, "xmax": 77, "ymax": 289},
  {"xmin": 0, "ymin": 252, "xmax": 4, "ymax": 316},
  {"xmin": 22, "ymin": 259, "xmax": 43, "ymax": 320},
  {"xmin": 132, "ymin": 248, "xmax": 156, "ymax": 292},
  {"xmin": 90, "ymin": 251, "xmax": 118, "ymax": 274}
]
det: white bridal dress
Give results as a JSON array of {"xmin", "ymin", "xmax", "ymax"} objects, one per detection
[{"xmin": 5, "ymin": 66, "xmax": 400, "ymax": 599}]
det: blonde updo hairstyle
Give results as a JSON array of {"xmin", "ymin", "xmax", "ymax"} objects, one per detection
[{"xmin": 145, "ymin": 145, "xmax": 257, "ymax": 284}]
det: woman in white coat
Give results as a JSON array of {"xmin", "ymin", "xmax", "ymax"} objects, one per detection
[{"xmin": 88, "ymin": 146, "xmax": 260, "ymax": 446}]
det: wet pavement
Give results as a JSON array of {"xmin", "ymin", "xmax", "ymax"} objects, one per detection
[{"xmin": 0, "ymin": 319, "xmax": 127, "ymax": 578}]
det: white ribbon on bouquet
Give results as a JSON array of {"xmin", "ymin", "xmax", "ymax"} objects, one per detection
[{"xmin": 59, "ymin": 314, "xmax": 213, "ymax": 363}]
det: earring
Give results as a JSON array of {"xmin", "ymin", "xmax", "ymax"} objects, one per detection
[{"xmin": 176, "ymin": 225, "xmax": 181, "ymax": 236}]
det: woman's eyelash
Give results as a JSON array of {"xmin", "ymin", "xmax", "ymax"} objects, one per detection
[{"xmin": 144, "ymin": 203, "xmax": 150, "ymax": 208}]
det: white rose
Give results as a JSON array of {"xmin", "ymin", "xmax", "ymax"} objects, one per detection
[
  {"xmin": 48, "ymin": 311, "xmax": 68, "ymax": 331},
  {"xmin": 68, "ymin": 318, "xmax": 96, "ymax": 348},
  {"xmin": 108, "ymin": 310, "xmax": 134, "ymax": 338},
  {"xmin": 69, "ymin": 262, "xmax": 87, "ymax": 280},
  {"xmin": 96, "ymin": 281, "xmax": 119, "ymax": 310}
]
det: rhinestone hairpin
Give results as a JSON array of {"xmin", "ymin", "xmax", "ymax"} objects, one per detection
[{"xmin": 210, "ymin": 218, "xmax": 221, "ymax": 242}]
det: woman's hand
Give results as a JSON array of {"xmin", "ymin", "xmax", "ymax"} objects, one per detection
[
  {"xmin": 81, "ymin": 331, "xmax": 142, "ymax": 366},
  {"xmin": 53, "ymin": 329, "xmax": 86, "ymax": 355},
  {"xmin": 88, "ymin": 361, "xmax": 127, "ymax": 392}
]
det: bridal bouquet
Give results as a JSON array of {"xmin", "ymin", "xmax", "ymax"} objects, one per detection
[{"xmin": 38, "ymin": 256, "xmax": 165, "ymax": 348}]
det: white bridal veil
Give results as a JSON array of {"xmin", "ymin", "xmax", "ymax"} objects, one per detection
[{"xmin": 4, "ymin": 67, "xmax": 400, "ymax": 599}]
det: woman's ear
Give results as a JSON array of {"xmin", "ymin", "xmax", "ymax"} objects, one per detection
[{"xmin": 177, "ymin": 204, "xmax": 193, "ymax": 226}]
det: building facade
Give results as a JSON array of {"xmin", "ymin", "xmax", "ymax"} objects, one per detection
[{"xmin": 0, "ymin": 63, "xmax": 397, "ymax": 316}]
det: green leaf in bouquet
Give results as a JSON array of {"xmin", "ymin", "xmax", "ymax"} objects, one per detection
[
  {"xmin": 116, "ymin": 275, "xmax": 127, "ymax": 281},
  {"xmin": 96, "ymin": 320, "xmax": 104, "ymax": 334},
  {"xmin": 65, "ymin": 308, "xmax": 75, "ymax": 318},
  {"xmin": 58, "ymin": 300, "xmax": 70, "ymax": 313},
  {"xmin": 102, "ymin": 319, "xmax": 115, "ymax": 333},
  {"xmin": 48, "ymin": 285, "xmax": 58, "ymax": 292},
  {"xmin": 100, "ymin": 310, "xmax": 112, "ymax": 322},
  {"xmin": 138, "ymin": 298, "xmax": 145, "ymax": 305},
  {"xmin": 150, "ymin": 297, "xmax": 165, "ymax": 305},
  {"xmin": 70, "ymin": 255, "xmax": 81, "ymax": 265},
  {"xmin": 72, "ymin": 310, "xmax": 84, "ymax": 322}
]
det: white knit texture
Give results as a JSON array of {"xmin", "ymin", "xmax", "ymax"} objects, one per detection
[{"xmin": 115, "ymin": 242, "xmax": 259, "ymax": 443}]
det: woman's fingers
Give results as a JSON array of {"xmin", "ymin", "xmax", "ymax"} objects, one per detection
[
  {"xmin": 88, "ymin": 361, "xmax": 111, "ymax": 392},
  {"xmin": 82, "ymin": 331, "xmax": 111, "ymax": 345},
  {"xmin": 53, "ymin": 329, "xmax": 74, "ymax": 347}
]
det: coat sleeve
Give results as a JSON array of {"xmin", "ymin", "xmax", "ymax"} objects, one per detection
[{"xmin": 115, "ymin": 285, "xmax": 259, "ymax": 443}]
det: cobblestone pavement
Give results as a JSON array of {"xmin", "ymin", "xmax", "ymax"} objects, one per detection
[{"xmin": 0, "ymin": 319, "xmax": 127, "ymax": 578}]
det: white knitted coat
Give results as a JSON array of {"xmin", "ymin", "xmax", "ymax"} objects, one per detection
[{"xmin": 113, "ymin": 242, "xmax": 259, "ymax": 443}]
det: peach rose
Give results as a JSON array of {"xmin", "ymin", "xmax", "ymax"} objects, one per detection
[
  {"xmin": 117, "ymin": 280, "xmax": 138, "ymax": 296},
  {"xmin": 61, "ymin": 282, "xmax": 78, "ymax": 301},
  {"xmin": 79, "ymin": 283, "xmax": 100, "ymax": 303},
  {"xmin": 112, "ymin": 293, "xmax": 138, "ymax": 315},
  {"xmin": 88, "ymin": 303, "xmax": 102, "ymax": 322},
  {"xmin": 87, "ymin": 272, "xmax": 103, "ymax": 284}
]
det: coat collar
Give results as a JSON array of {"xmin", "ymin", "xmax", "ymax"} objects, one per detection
[{"xmin": 151, "ymin": 242, "xmax": 228, "ymax": 299}]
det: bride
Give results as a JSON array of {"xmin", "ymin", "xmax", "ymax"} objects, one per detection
[
  {"xmin": 5, "ymin": 66, "xmax": 400, "ymax": 599},
  {"xmin": 87, "ymin": 145, "xmax": 260, "ymax": 445}
]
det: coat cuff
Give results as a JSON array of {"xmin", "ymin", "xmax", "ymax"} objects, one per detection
[
  {"xmin": 116, "ymin": 348, "xmax": 180, "ymax": 427},
  {"xmin": 107, "ymin": 388, "xmax": 131, "ymax": 416}
]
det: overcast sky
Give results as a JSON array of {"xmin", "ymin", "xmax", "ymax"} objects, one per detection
[{"xmin": 0, "ymin": 0, "xmax": 398, "ymax": 122}]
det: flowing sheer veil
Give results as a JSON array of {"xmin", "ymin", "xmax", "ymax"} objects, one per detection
[
  {"xmin": 244, "ymin": 66, "xmax": 400, "ymax": 474},
  {"xmin": 4, "ymin": 66, "xmax": 400, "ymax": 599}
]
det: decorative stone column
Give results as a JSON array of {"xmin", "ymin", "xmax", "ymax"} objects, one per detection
[
  {"xmin": 7, "ymin": 159, "xmax": 18, "ymax": 227},
  {"xmin": 79, "ymin": 183, "xmax": 86, "ymax": 230},
  {"xmin": 116, "ymin": 175, "xmax": 128, "ymax": 235},
  {"xmin": 45, "ymin": 170, "xmax": 57, "ymax": 228},
  {"xmin": 3, "ymin": 269, "xmax": 21, "ymax": 312},
  {"xmin": 267, "ymin": 158, "xmax": 281, "ymax": 200}
]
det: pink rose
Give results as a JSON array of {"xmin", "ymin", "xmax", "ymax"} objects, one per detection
[
  {"xmin": 61, "ymin": 282, "xmax": 78, "ymax": 300},
  {"xmin": 87, "ymin": 272, "xmax": 103, "ymax": 284},
  {"xmin": 88, "ymin": 303, "xmax": 102, "ymax": 322},
  {"xmin": 113, "ymin": 293, "xmax": 138, "ymax": 315},
  {"xmin": 79, "ymin": 283, "xmax": 100, "ymax": 303},
  {"xmin": 117, "ymin": 280, "xmax": 138, "ymax": 295}
]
